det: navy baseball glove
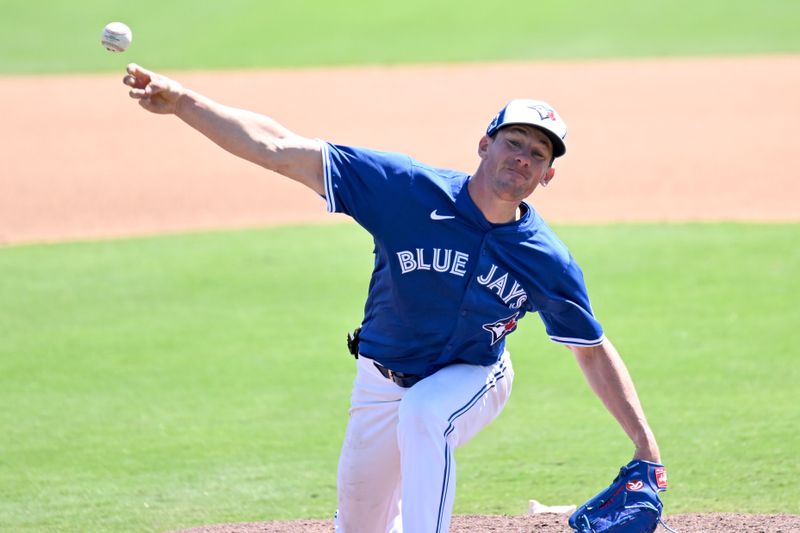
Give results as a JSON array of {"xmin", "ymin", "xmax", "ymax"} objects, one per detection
[{"xmin": 569, "ymin": 460, "xmax": 672, "ymax": 533}]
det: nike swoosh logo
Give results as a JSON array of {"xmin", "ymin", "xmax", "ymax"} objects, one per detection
[{"xmin": 430, "ymin": 210, "xmax": 456, "ymax": 221}]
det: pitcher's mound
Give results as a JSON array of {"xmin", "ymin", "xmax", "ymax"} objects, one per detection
[{"xmin": 173, "ymin": 512, "xmax": 800, "ymax": 532}]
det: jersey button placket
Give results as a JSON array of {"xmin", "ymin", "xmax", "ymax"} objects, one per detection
[
  {"xmin": 455, "ymin": 238, "xmax": 489, "ymax": 330},
  {"xmin": 436, "ymin": 234, "xmax": 489, "ymax": 363}
]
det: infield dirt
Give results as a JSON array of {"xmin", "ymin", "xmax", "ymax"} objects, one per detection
[
  {"xmin": 2, "ymin": 56, "xmax": 798, "ymax": 531},
  {"xmin": 172, "ymin": 513, "xmax": 800, "ymax": 532},
  {"xmin": 1, "ymin": 55, "xmax": 798, "ymax": 246}
]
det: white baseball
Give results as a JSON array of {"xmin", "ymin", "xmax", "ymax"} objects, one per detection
[{"xmin": 101, "ymin": 22, "xmax": 133, "ymax": 53}]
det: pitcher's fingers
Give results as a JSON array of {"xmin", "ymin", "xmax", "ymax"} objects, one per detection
[
  {"xmin": 127, "ymin": 63, "xmax": 153, "ymax": 77},
  {"xmin": 129, "ymin": 88, "xmax": 147, "ymax": 99},
  {"xmin": 126, "ymin": 63, "xmax": 156, "ymax": 85}
]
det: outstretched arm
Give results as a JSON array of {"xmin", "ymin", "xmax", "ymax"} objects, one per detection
[
  {"xmin": 123, "ymin": 63, "xmax": 324, "ymax": 195},
  {"xmin": 570, "ymin": 338, "xmax": 661, "ymax": 463}
]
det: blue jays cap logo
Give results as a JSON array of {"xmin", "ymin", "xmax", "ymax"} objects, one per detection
[
  {"xmin": 528, "ymin": 103, "xmax": 557, "ymax": 121},
  {"xmin": 482, "ymin": 312, "xmax": 520, "ymax": 345}
]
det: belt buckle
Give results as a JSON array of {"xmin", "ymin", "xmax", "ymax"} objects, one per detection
[
  {"xmin": 387, "ymin": 368, "xmax": 407, "ymax": 387},
  {"xmin": 373, "ymin": 361, "xmax": 420, "ymax": 388}
]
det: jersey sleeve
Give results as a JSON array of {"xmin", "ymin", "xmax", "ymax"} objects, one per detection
[
  {"xmin": 321, "ymin": 142, "xmax": 415, "ymax": 232},
  {"xmin": 537, "ymin": 256, "xmax": 605, "ymax": 347}
]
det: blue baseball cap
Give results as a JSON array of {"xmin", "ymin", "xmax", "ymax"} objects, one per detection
[{"xmin": 486, "ymin": 99, "xmax": 567, "ymax": 158}]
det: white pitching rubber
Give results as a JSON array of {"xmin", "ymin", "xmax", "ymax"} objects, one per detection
[{"xmin": 528, "ymin": 499, "xmax": 577, "ymax": 515}]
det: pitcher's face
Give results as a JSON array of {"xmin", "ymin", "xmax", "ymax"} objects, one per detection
[{"xmin": 478, "ymin": 125, "xmax": 555, "ymax": 201}]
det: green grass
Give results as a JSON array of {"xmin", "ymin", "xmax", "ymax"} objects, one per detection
[
  {"xmin": 1, "ymin": 0, "xmax": 799, "ymax": 74},
  {"xmin": 1, "ymin": 223, "xmax": 798, "ymax": 531}
]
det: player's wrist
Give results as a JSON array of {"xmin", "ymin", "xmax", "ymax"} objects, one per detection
[
  {"xmin": 630, "ymin": 425, "xmax": 660, "ymax": 460},
  {"xmin": 173, "ymin": 87, "xmax": 192, "ymax": 117},
  {"xmin": 633, "ymin": 441, "xmax": 661, "ymax": 463}
]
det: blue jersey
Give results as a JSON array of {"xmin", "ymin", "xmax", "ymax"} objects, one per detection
[{"xmin": 322, "ymin": 142, "xmax": 604, "ymax": 376}]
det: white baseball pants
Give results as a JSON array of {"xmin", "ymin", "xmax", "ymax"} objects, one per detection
[{"xmin": 334, "ymin": 351, "xmax": 514, "ymax": 533}]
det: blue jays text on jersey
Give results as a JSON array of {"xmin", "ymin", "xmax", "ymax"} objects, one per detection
[{"xmin": 321, "ymin": 142, "xmax": 604, "ymax": 377}]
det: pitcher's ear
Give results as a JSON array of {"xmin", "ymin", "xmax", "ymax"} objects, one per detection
[
  {"xmin": 541, "ymin": 167, "xmax": 556, "ymax": 187},
  {"xmin": 478, "ymin": 135, "xmax": 490, "ymax": 159}
]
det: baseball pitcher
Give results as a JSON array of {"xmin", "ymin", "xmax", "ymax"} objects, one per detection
[{"xmin": 123, "ymin": 64, "xmax": 665, "ymax": 533}]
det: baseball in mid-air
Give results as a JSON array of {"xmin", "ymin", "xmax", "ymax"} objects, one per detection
[{"xmin": 101, "ymin": 22, "xmax": 133, "ymax": 52}]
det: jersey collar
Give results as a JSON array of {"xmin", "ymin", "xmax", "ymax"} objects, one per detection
[{"xmin": 456, "ymin": 179, "xmax": 537, "ymax": 234}]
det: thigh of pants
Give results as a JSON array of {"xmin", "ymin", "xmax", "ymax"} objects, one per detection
[{"xmin": 335, "ymin": 352, "xmax": 514, "ymax": 533}]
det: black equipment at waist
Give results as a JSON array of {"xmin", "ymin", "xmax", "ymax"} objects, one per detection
[{"xmin": 348, "ymin": 327, "xmax": 424, "ymax": 388}]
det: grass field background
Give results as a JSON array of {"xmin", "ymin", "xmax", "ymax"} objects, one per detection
[
  {"xmin": 1, "ymin": 224, "xmax": 799, "ymax": 531},
  {"xmin": 1, "ymin": 0, "xmax": 799, "ymax": 74}
]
